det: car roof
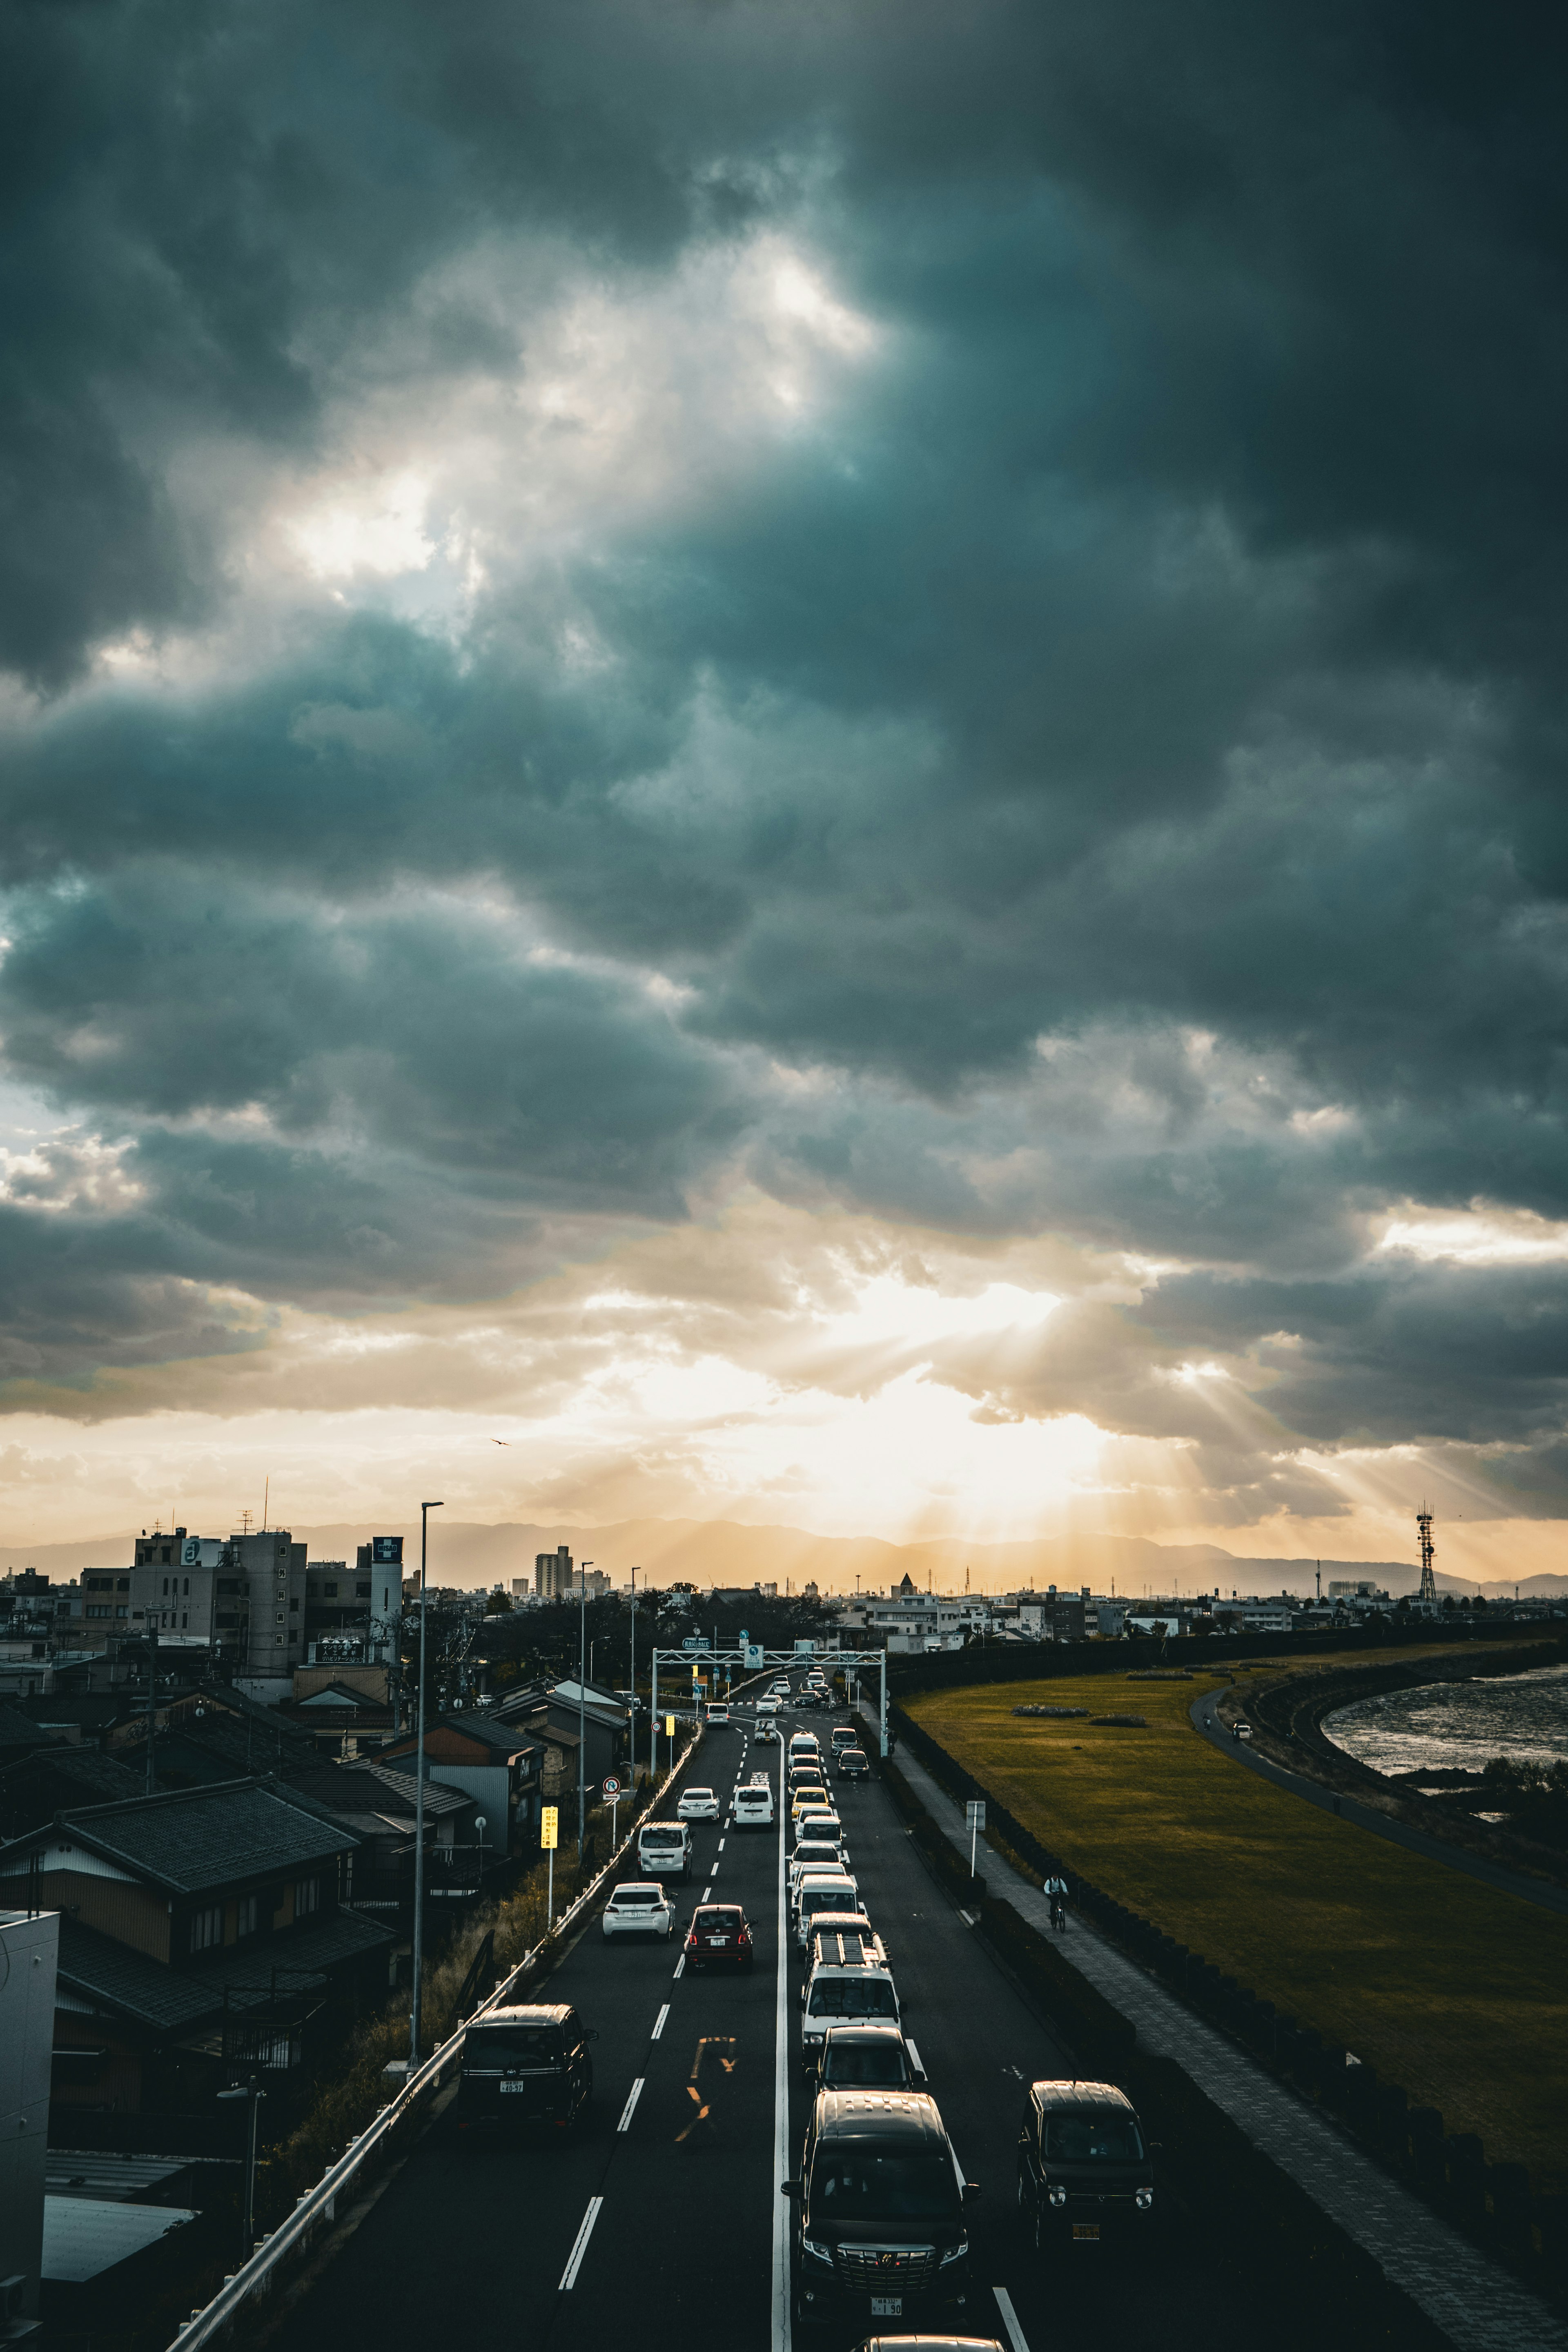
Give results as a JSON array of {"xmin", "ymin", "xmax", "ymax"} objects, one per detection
[
  {"xmin": 477, "ymin": 2003, "xmax": 570, "ymax": 2026},
  {"xmin": 811, "ymin": 1930, "xmax": 883, "ymax": 1968},
  {"xmin": 815, "ymin": 2090, "xmax": 946, "ymax": 2146},
  {"xmin": 822, "ymin": 2022, "xmax": 905, "ymax": 2045},
  {"xmin": 694, "ymin": 1902, "xmax": 744, "ymax": 1917},
  {"xmin": 1029, "ymin": 2080, "xmax": 1138, "ymax": 2116},
  {"xmin": 611, "ymin": 1881, "xmax": 666, "ymax": 1894}
]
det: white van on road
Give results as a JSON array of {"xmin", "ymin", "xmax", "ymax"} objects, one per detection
[
  {"xmin": 733, "ymin": 1782, "xmax": 776, "ymax": 1830},
  {"xmin": 636, "ymin": 1820, "xmax": 693, "ymax": 1881}
]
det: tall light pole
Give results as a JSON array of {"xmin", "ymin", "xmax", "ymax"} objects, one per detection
[
  {"xmin": 410, "ymin": 1499, "xmax": 443, "ymax": 2068},
  {"xmin": 578, "ymin": 1561, "xmax": 594, "ymax": 1859},
  {"xmin": 628, "ymin": 1567, "xmax": 639, "ymax": 1785}
]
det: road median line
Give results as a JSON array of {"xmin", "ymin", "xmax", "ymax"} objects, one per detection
[{"xmin": 557, "ymin": 2195, "xmax": 604, "ymax": 2291}]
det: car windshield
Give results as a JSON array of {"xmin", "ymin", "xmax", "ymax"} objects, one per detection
[
  {"xmin": 796, "ymin": 1843, "xmax": 840, "ymax": 1866},
  {"xmin": 466, "ymin": 2026, "xmax": 561, "ymax": 2067},
  {"xmin": 801, "ymin": 1884, "xmax": 854, "ymax": 1915},
  {"xmin": 1043, "ymin": 2113, "xmax": 1146, "ymax": 2162},
  {"xmin": 823, "ymin": 2043, "xmax": 908, "ymax": 2086},
  {"xmin": 810, "ymin": 1976, "xmax": 898, "ymax": 2018},
  {"xmin": 812, "ymin": 2151, "xmax": 957, "ymax": 2222}
]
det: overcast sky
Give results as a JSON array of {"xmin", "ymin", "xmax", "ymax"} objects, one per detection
[{"xmin": 3, "ymin": 0, "xmax": 1566, "ymax": 1574}]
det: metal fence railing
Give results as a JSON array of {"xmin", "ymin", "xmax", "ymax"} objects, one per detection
[{"xmin": 167, "ymin": 1729, "xmax": 704, "ymax": 2352}]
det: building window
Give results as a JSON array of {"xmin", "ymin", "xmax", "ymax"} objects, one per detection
[
  {"xmin": 295, "ymin": 1876, "xmax": 320, "ymax": 1917},
  {"xmin": 116, "ymin": 1605, "xmax": 127, "ymax": 1618},
  {"xmin": 86, "ymin": 1605, "xmax": 111, "ymax": 1620},
  {"xmin": 356, "ymin": 1582, "xmax": 371, "ymax": 1598},
  {"xmin": 235, "ymin": 1894, "xmax": 259, "ymax": 1939},
  {"xmin": 189, "ymin": 1904, "xmax": 223, "ymax": 1953},
  {"xmin": 161, "ymin": 1578, "xmax": 169, "ymax": 1597},
  {"xmin": 289, "ymin": 1597, "xmax": 299, "ymax": 1613},
  {"xmin": 183, "ymin": 1577, "xmax": 190, "ymax": 1596},
  {"xmin": 182, "ymin": 1613, "xmax": 188, "ymax": 1629},
  {"xmin": 117, "ymin": 1576, "xmax": 130, "ymax": 1592},
  {"xmin": 323, "ymin": 1583, "xmax": 338, "ymax": 1598}
]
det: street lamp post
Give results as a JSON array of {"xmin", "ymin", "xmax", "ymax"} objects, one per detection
[
  {"xmin": 578, "ymin": 1560, "xmax": 594, "ymax": 1858},
  {"xmin": 410, "ymin": 1499, "xmax": 443, "ymax": 2068},
  {"xmin": 217, "ymin": 2080, "xmax": 264, "ymax": 2258},
  {"xmin": 628, "ymin": 1566, "xmax": 639, "ymax": 1786}
]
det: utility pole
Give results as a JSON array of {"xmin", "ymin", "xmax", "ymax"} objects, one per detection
[
  {"xmin": 628, "ymin": 1568, "xmax": 639, "ymax": 1782},
  {"xmin": 579, "ymin": 1562, "xmax": 594, "ymax": 1858},
  {"xmin": 145, "ymin": 1622, "xmax": 159, "ymax": 1797},
  {"xmin": 409, "ymin": 1499, "xmax": 443, "ymax": 2068}
]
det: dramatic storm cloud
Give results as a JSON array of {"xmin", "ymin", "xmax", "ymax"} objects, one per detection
[{"xmin": 3, "ymin": 0, "xmax": 1567, "ymax": 1566}]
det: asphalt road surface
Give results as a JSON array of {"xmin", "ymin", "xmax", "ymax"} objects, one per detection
[{"xmin": 282, "ymin": 1684, "xmax": 1221, "ymax": 2352}]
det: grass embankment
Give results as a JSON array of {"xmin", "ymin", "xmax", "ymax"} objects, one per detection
[{"xmin": 906, "ymin": 1653, "xmax": 1568, "ymax": 2187}]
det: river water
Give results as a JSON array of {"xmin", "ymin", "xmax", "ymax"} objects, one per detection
[{"xmin": 1322, "ymin": 1662, "xmax": 1568, "ymax": 1778}]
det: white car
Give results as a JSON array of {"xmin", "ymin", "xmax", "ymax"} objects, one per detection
[
  {"xmin": 795, "ymin": 1872, "xmax": 860, "ymax": 1948},
  {"xmin": 677, "ymin": 1786, "xmax": 721, "ymax": 1822},
  {"xmin": 602, "ymin": 1883, "xmax": 675, "ymax": 1940},
  {"xmin": 636, "ymin": 1820, "xmax": 693, "ymax": 1881},
  {"xmin": 734, "ymin": 1783, "xmax": 776, "ymax": 1830},
  {"xmin": 755, "ymin": 1720, "xmax": 779, "ymax": 1745},
  {"xmin": 789, "ymin": 1838, "xmax": 850, "ymax": 1896}
]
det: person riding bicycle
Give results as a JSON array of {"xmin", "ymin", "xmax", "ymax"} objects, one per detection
[{"xmin": 1044, "ymin": 1872, "xmax": 1069, "ymax": 1931}]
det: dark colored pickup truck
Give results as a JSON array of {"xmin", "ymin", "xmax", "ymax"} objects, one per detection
[{"xmin": 457, "ymin": 2003, "xmax": 596, "ymax": 2133}]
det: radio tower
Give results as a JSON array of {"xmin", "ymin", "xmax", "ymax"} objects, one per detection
[{"xmin": 1416, "ymin": 1505, "xmax": 1437, "ymax": 1605}]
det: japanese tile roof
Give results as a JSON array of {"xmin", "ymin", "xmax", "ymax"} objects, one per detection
[
  {"xmin": 56, "ymin": 1918, "xmax": 224, "ymax": 2034},
  {"xmin": 16, "ymin": 1780, "xmax": 356, "ymax": 1892}
]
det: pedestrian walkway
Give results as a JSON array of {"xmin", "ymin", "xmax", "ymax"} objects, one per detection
[
  {"xmin": 888, "ymin": 1735, "xmax": 1568, "ymax": 2352},
  {"xmin": 1192, "ymin": 1686, "xmax": 1568, "ymax": 1918}
]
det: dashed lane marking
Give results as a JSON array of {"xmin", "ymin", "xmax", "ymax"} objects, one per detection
[
  {"xmin": 557, "ymin": 2196, "xmax": 603, "ymax": 2291},
  {"xmin": 652, "ymin": 2004, "xmax": 670, "ymax": 2040},
  {"xmin": 673, "ymin": 1955, "xmax": 686, "ymax": 1978},
  {"xmin": 992, "ymin": 2285, "xmax": 1031, "ymax": 2352},
  {"xmin": 617, "ymin": 2077, "xmax": 645, "ymax": 2132}
]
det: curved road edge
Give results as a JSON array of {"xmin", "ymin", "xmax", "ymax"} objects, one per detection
[{"xmin": 1189, "ymin": 1687, "xmax": 1568, "ymax": 1918}]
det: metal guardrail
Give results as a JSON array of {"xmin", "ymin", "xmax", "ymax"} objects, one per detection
[{"xmin": 168, "ymin": 1729, "xmax": 705, "ymax": 2352}]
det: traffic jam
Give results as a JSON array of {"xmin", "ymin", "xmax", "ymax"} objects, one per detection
[{"xmin": 454, "ymin": 1661, "xmax": 1158, "ymax": 2351}]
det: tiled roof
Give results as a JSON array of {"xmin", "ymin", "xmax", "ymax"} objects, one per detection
[
  {"xmin": 0, "ymin": 1702, "xmax": 56, "ymax": 1753},
  {"xmin": 56, "ymin": 1918, "xmax": 223, "ymax": 2034},
  {"xmin": 51, "ymin": 1781, "xmax": 355, "ymax": 1893},
  {"xmin": 216, "ymin": 1904, "xmax": 392, "ymax": 1988}
]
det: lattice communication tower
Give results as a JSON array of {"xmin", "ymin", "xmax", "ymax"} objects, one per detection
[{"xmin": 1416, "ymin": 1504, "xmax": 1437, "ymax": 1604}]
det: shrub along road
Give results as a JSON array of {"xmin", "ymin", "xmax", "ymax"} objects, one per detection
[{"xmin": 906, "ymin": 1663, "xmax": 1568, "ymax": 2186}]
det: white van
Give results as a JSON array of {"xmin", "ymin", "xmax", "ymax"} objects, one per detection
[
  {"xmin": 636, "ymin": 1820, "xmax": 693, "ymax": 1881},
  {"xmin": 800, "ymin": 1943, "xmax": 902, "ymax": 2071},
  {"xmin": 734, "ymin": 1783, "xmax": 776, "ymax": 1831},
  {"xmin": 794, "ymin": 1872, "xmax": 859, "ymax": 1949}
]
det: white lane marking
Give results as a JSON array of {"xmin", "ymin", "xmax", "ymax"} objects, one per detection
[
  {"xmin": 703, "ymin": 1884, "xmax": 713, "ymax": 1900},
  {"xmin": 652, "ymin": 2004, "xmax": 670, "ymax": 2040},
  {"xmin": 905, "ymin": 2038, "xmax": 924, "ymax": 2076},
  {"xmin": 558, "ymin": 2196, "xmax": 604, "ymax": 2291},
  {"xmin": 993, "ymin": 2284, "xmax": 1031, "ymax": 2352},
  {"xmin": 771, "ymin": 1729, "xmax": 791, "ymax": 2352},
  {"xmin": 673, "ymin": 1955, "xmax": 686, "ymax": 1979},
  {"xmin": 617, "ymin": 2077, "xmax": 645, "ymax": 2132},
  {"xmin": 719, "ymin": 1838, "xmax": 726, "ymax": 1851}
]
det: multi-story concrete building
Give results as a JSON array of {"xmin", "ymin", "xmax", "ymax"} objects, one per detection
[
  {"xmin": 128, "ymin": 1526, "xmax": 307, "ymax": 1683},
  {"xmin": 535, "ymin": 1545, "xmax": 574, "ymax": 1599}
]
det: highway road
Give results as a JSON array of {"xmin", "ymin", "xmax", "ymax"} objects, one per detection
[{"xmin": 282, "ymin": 1682, "xmax": 1219, "ymax": 2352}]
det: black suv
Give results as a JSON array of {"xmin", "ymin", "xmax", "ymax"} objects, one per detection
[
  {"xmin": 786, "ymin": 2089, "xmax": 977, "ymax": 2333},
  {"xmin": 457, "ymin": 2002, "xmax": 596, "ymax": 2134},
  {"xmin": 1015, "ymin": 2079, "xmax": 1155, "ymax": 2250}
]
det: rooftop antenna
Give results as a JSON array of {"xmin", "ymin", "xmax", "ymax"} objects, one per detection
[
  {"xmin": 239, "ymin": 1508, "xmax": 254, "ymax": 1536},
  {"xmin": 1416, "ymin": 1504, "xmax": 1437, "ymax": 1605}
]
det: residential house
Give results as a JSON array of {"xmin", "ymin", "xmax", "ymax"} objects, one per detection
[
  {"xmin": 0, "ymin": 1780, "xmax": 392, "ymax": 2114},
  {"xmin": 378, "ymin": 1712, "xmax": 544, "ymax": 1854}
]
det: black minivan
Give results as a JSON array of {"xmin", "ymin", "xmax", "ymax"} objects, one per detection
[
  {"xmin": 1015, "ymin": 2079, "xmax": 1155, "ymax": 2250},
  {"xmin": 786, "ymin": 2089, "xmax": 978, "ymax": 2333},
  {"xmin": 457, "ymin": 2002, "xmax": 595, "ymax": 2134}
]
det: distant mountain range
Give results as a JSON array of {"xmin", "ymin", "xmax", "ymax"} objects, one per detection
[{"xmin": 8, "ymin": 1514, "xmax": 1564, "ymax": 1602}]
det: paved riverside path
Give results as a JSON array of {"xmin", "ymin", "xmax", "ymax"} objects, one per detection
[
  {"xmin": 882, "ymin": 1730, "xmax": 1568, "ymax": 2352},
  {"xmin": 1192, "ymin": 1686, "xmax": 1568, "ymax": 1919}
]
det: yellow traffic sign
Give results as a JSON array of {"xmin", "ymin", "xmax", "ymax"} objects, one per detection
[
  {"xmin": 664, "ymin": 1714, "xmax": 675, "ymax": 1737},
  {"xmin": 540, "ymin": 1806, "xmax": 559, "ymax": 1851}
]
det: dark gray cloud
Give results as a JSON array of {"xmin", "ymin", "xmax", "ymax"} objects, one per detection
[{"xmin": 2, "ymin": 0, "xmax": 1567, "ymax": 1497}]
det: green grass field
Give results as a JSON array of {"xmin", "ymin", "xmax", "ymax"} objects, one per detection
[{"xmin": 906, "ymin": 1655, "xmax": 1568, "ymax": 2186}]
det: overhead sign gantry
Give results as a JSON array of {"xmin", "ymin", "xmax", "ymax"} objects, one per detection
[{"xmin": 646, "ymin": 1644, "xmax": 890, "ymax": 1769}]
